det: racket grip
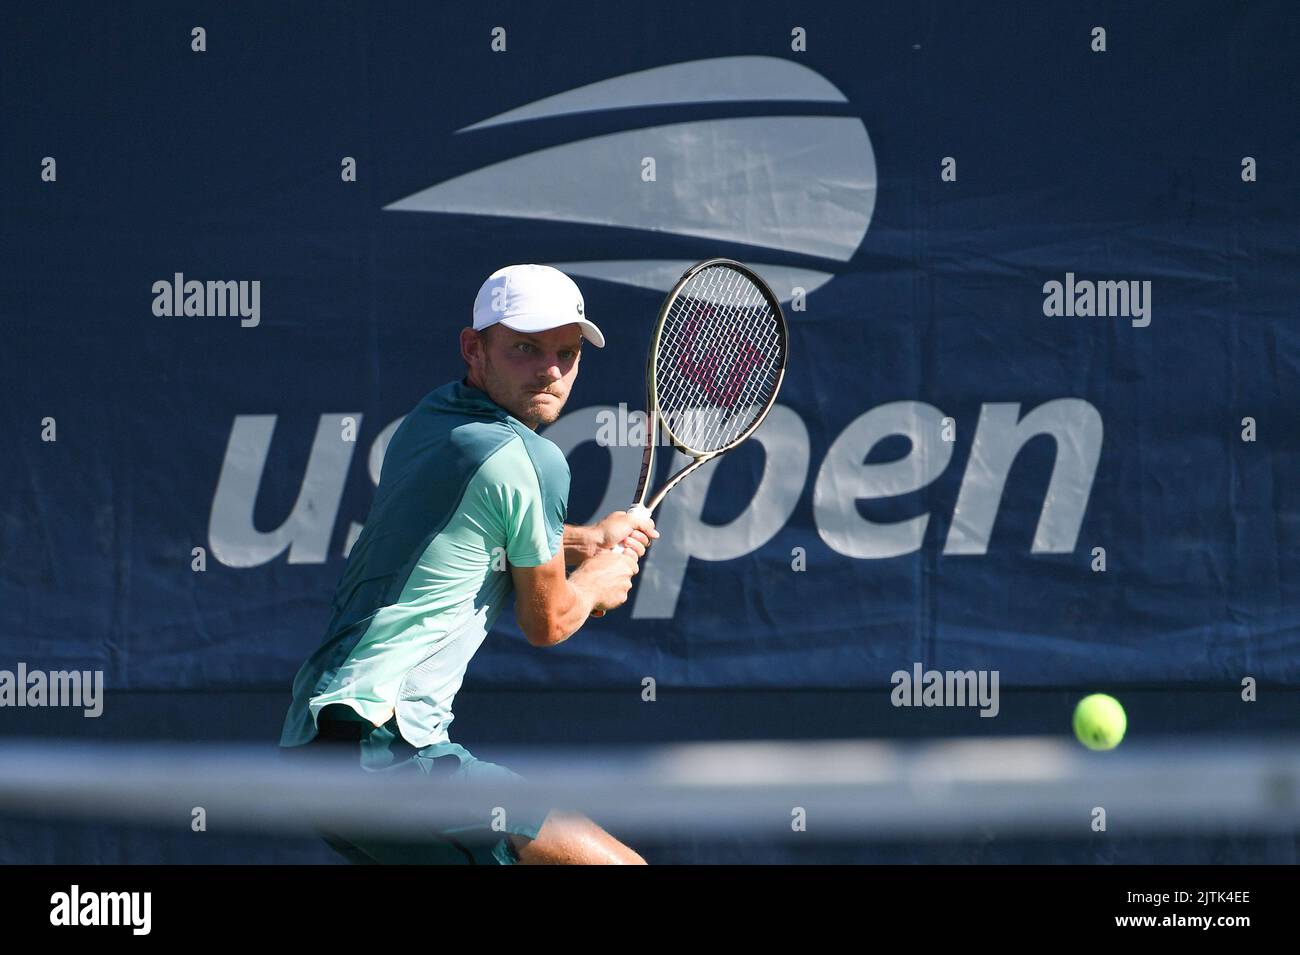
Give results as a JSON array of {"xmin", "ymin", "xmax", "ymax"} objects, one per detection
[{"xmin": 610, "ymin": 504, "xmax": 652, "ymax": 554}]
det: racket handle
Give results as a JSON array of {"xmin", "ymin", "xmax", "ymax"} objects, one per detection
[{"xmin": 610, "ymin": 504, "xmax": 652, "ymax": 554}]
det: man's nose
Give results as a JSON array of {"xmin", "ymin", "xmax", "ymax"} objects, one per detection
[{"xmin": 539, "ymin": 363, "xmax": 562, "ymax": 381}]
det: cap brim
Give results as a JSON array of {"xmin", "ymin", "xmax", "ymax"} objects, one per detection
[
  {"xmin": 578, "ymin": 319, "xmax": 605, "ymax": 348},
  {"xmin": 499, "ymin": 316, "xmax": 606, "ymax": 348}
]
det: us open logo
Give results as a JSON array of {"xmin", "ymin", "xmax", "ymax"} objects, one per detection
[
  {"xmin": 206, "ymin": 57, "xmax": 1104, "ymax": 621},
  {"xmin": 383, "ymin": 55, "xmax": 878, "ymax": 302}
]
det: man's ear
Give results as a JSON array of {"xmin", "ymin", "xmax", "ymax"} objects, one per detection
[{"xmin": 460, "ymin": 327, "xmax": 481, "ymax": 366}]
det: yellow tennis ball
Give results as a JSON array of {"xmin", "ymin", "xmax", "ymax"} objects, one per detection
[{"xmin": 1073, "ymin": 693, "xmax": 1127, "ymax": 750}]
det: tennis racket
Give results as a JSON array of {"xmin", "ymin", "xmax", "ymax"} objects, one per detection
[{"xmin": 611, "ymin": 258, "xmax": 789, "ymax": 552}]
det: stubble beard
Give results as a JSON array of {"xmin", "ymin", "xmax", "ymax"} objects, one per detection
[
  {"xmin": 480, "ymin": 355, "xmax": 566, "ymax": 428},
  {"xmin": 524, "ymin": 390, "xmax": 566, "ymax": 427}
]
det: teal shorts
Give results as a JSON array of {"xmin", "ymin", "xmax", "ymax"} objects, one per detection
[{"xmin": 297, "ymin": 706, "xmax": 548, "ymax": 865}]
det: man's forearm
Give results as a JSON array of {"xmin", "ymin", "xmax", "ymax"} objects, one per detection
[
  {"xmin": 562, "ymin": 523, "xmax": 601, "ymax": 566},
  {"xmin": 549, "ymin": 575, "xmax": 601, "ymax": 645}
]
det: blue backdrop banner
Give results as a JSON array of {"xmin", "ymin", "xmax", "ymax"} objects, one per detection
[{"xmin": 3, "ymin": 2, "xmax": 1298, "ymax": 695}]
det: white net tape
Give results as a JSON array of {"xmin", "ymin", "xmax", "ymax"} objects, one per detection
[{"xmin": 1, "ymin": 738, "xmax": 1297, "ymax": 839}]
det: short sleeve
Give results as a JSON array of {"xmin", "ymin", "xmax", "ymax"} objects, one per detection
[{"xmin": 473, "ymin": 434, "xmax": 569, "ymax": 568}]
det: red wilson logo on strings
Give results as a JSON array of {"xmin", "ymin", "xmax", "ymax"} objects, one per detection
[{"xmin": 674, "ymin": 310, "xmax": 768, "ymax": 410}]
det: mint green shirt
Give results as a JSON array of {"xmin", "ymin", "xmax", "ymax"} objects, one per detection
[{"xmin": 279, "ymin": 380, "xmax": 569, "ymax": 749}]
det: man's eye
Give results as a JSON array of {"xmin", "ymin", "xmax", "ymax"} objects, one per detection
[
  {"xmin": 516, "ymin": 343, "xmax": 537, "ymax": 354},
  {"xmin": 559, "ymin": 350, "xmax": 576, "ymax": 361}
]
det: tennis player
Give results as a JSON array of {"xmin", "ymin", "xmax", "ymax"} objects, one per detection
[{"xmin": 279, "ymin": 264, "xmax": 656, "ymax": 864}]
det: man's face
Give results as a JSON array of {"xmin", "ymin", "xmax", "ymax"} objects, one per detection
[{"xmin": 463, "ymin": 323, "xmax": 583, "ymax": 428}]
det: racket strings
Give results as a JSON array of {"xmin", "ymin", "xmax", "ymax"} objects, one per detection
[
  {"xmin": 655, "ymin": 265, "xmax": 784, "ymax": 452},
  {"xmin": 659, "ymin": 304, "xmax": 780, "ymax": 448}
]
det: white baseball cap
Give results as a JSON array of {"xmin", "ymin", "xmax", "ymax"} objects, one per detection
[{"xmin": 471, "ymin": 264, "xmax": 605, "ymax": 348}]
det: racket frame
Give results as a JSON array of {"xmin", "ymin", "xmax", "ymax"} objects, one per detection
[{"xmin": 629, "ymin": 257, "xmax": 789, "ymax": 516}]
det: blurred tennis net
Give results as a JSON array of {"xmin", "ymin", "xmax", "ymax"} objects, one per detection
[{"xmin": 1, "ymin": 736, "xmax": 1298, "ymax": 841}]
